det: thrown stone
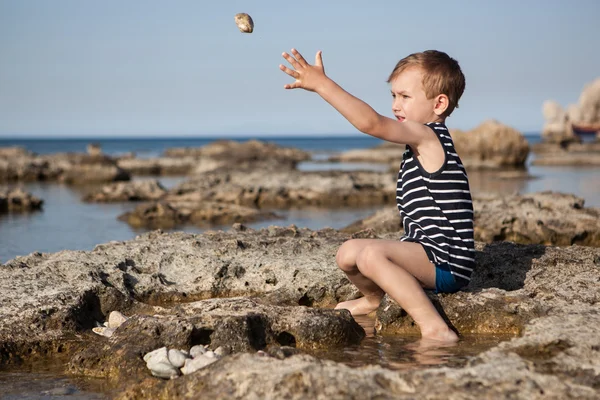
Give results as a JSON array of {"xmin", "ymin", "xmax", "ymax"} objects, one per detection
[{"xmin": 234, "ymin": 13, "xmax": 254, "ymax": 33}]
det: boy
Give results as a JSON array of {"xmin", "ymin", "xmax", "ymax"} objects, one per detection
[{"xmin": 279, "ymin": 49, "xmax": 474, "ymax": 343}]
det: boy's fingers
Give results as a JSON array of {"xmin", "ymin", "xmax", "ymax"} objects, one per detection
[
  {"xmin": 284, "ymin": 82, "xmax": 301, "ymax": 89},
  {"xmin": 315, "ymin": 50, "xmax": 323, "ymax": 67},
  {"xmin": 282, "ymin": 52, "xmax": 301, "ymax": 70},
  {"xmin": 279, "ymin": 64, "xmax": 299, "ymax": 78},
  {"xmin": 291, "ymin": 48, "xmax": 308, "ymax": 67}
]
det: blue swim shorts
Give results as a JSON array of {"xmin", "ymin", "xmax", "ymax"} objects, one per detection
[{"xmin": 434, "ymin": 263, "xmax": 465, "ymax": 294}]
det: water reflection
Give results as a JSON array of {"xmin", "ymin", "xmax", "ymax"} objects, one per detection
[{"xmin": 309, "ymin": 315, "xmax": 512, "ymax": 370}]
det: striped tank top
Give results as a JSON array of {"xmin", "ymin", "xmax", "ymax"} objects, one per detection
[{"xmin": 396, "ymin": 122, "xmax": 475, "ymax": 284}]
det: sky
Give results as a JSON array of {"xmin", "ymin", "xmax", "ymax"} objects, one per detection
[{"xmin": 1, "ymin": 0, "xmax": 599, "ymax": 138}]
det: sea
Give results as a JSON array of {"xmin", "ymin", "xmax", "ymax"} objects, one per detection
[{"xmin": 1, "ymin": 134, "xmax": 599, "ymax": 263}]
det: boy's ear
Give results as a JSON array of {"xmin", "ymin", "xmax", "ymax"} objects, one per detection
[{"xmin": 433, "ymin": 94, "xmax": 449, "ymax": 116}]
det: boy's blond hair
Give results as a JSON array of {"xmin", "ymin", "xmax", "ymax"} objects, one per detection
[{"xmin": 387, "ymin": 50, "xmax": 465, "ymax": 117}]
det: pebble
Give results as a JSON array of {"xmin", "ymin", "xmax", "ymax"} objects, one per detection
[
  {"xmin": 234, "ymin": 13, "xmax": 254, "ymax": 33},
  {"xmin": 92, "ymin": 327, "xmax": 116, "ymax": 338},
  {"xmin": 149, "ymin": 361, "xmax": 180, "ymax": 379},
  {"xmin": 143, "ymin": 346, "xmax": 168, "ymax": 364},
  {"xmin": 107, "ymin": 311, "xmax": 128, "ymax": 328},
  {"xmin": 190, "ymin": 344, "xmax": 206, "ymax": 358},
  {"xmin": 180, "ymin": 355, "xmax": 218, "ymax": 375},
  {"xmin": 168, "ymin": 349, "xmax": 190, "ymax": 368}
]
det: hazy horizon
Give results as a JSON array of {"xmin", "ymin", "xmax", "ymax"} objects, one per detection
[{"xmin": 1, "ymin": 0, "xmax": 599, "ymax": 138}]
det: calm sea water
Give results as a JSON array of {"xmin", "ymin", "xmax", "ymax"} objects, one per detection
[{"xmin": 1, "ymin": 134, "xmax": 599, "ymax": 263}]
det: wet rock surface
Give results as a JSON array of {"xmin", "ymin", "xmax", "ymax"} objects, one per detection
[
  {"xmin": 0, "ymin": 150, "xmax": 130, "ymax": 184},
  {"xmin": 342, "ymin": 191, "xmax": 600, "ymax": 247},
  {"xmin": 531, "ymin": 141, "xmax": 600, "ymax": 166},
  {"xmin": 171, "ymin": 169, "xmax": 395, "ymax": 209},
  {"xmin": 0, "ymin": 187, "xmax": 43, "ymax": 213},
  {"xmin": 117, "ymin": 199, "xmax": 281, "ymax": 229},
  {"xmin": 1, "ymin": 225, "xmax": 599, "ymax": 398},
  {"xmin": 83, "ymin": 180, "xmax": 168, "ymax": 203},
  {"xmin": 116, "ymin": 157, "xmax": 197, "ymax": 176}
]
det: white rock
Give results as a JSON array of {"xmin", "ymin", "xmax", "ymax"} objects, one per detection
[
  {"xmin": 107, "ymin": 311, "xmax": 128, "ymax": 328},
  {"xmin": 92, "ymin": 327, "xmax": 116, "ymax": 338},
  {"xmin": 204, "ymin": 350, "xmax": 217, "ymax": 359},
  {"xmin": 168, "ymin": 349, "xmax": 190, "ymax": 368},
  {"xmin": 149, "ymin": 361, "xmax": 180, "ymax": 379},
  {"xmin": 214, "ymin": 346, "xmax": 228, "ymax": 357},
  {"xmin": 143, "ymin": 346, "xmax": 168, "ymax": 364},
  {"xmin": 189, "ymin": 345, "xmax": 206, "ymax": 358},
  {"xmin": 180, "ymin": 355, "xmax": 218, "ymax": 375}
]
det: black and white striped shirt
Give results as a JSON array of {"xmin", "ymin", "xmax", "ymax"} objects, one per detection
[{"xmin": 396, "ymin": 122, "xmax": 475, "ymax": 284}]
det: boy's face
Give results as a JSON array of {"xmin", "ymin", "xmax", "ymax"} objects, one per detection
[{"xmin": 390, "ymin": 67, "xmax": 441, "ymax": 124}]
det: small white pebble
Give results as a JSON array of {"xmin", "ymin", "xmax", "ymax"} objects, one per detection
[
  {"xmin": 149, "ymin": 361, "xmax": 180, "ymax": 379},
  {"xmin": 190, "ymin": 345, "xmax": 206, "ymax": 358},
  {"xmin": 143, "ymin": 347, "xmax": 168, "ymax": 363},
  {"xmin": 168, "ymin": 349, "xmax": 189, "ymax": 368}
]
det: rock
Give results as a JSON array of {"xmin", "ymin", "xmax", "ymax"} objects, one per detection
[
  {"xmin": 180, "ymin": 354, "xmax": 218, "ymax": 375},
  {"xmin": 2, "ymin": 227, "xmax": 600, "ymax": 397},
  {"xmin": 168, "ymin": 349, "xmax": 189, "ymax": 368},
  {"xmin": 107, "ymin": 311, "xmax": 129, "ymax": 328},
  {"xmin": 340, "ymin": 207, "xmax": 401, "ymax": 234},
  {"xmin": 541, "ymin": 100, "xmax": 577, "ymax": 143},
  {"xmin": 473, "ymin": 191, "xmax": 600, "ymax": 246},
  {"xmin": 118, "ymin": 198, "xmax": 281, "ymax": 229},
  {"xmin": 87, "ymin": 143, "xmax": 102, "ymax": 156},
  {"xmin": 83, "ymin": 180, "xmax": 167, "ymax": 203},
  {"xmin": 149, "ymin": 361, "xmax": 180, "ymax": 379},
  {"xmin": 0, "ymin": 146, "xmax": 32, "ymax": 157},
  {"xmin": 450, "ymin": 120, "xmax": 530, "ymax": 169},
  {"xmin": 116, "ymin": 157, "xmax": 197, "ymax": 176},
  {"xmin": 341, "ymin": 192, "xmax": 600, "ymax": 247},
  {"xmin": 328, "ymin": 142, "xmax": 404, "ymax": 166},
  {"xmin": 189, "ymin": 345, "xmax": 206, "ymax": 358},
  {"xmin": 0, "ymin": 187, "xmax": 43, "ymax": 213},
  {"xmin": 328, "ymin": 121, "xmax": 530, "ymax": 170},
  {"xmin": 143, "ymin": 347, "xmax": 169, "ymax": 364},
  {"xmin": 172, "ymin": 169, "xmax": 395, "ymax": 209},
  {"xmin": 0, "ymin": 150, "xmax": 129, "ymax": 184},
  {"xmin": 234, "ymin": 13, "xmax": 254, "ymax": 33},
  {"xmin": 164, "ymin": 140, "xmax": 310, "ymax": 166},
  {"xmin": 91, "ymin": 326, "xmax": 116, "ymax": 338}
]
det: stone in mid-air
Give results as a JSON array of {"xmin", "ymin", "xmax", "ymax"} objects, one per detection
[{"xmin": 234, "ymin": 13, "xmax": 254, "ymax": 33}]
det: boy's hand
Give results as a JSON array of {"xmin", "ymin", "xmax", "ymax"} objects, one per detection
[{"xmin": 279, "ymin": 49, "xmax": 327, "ymax": 92}]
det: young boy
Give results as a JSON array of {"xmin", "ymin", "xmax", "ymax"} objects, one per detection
[{"xmin": 279, "ymin": 49, "xmax": 474, "ymax": 343}]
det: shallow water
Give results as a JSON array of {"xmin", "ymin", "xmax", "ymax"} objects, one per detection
[
  {"xmin": 310, "ymin": 315, "xmax": 511, "ymax": 371},
  {"xmin": 0, "ymin": 316, "xmax": 510, "ymax": 399},
  {"xmin": 0, "ymin": 365, "xmax": 110, "ymax": 400}
]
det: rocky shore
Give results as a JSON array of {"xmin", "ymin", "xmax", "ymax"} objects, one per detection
[{"xmin": 1, "ymin": 224, "xmax": 598, "ymax": 398}]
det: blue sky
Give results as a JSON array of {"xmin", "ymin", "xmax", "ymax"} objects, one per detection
[{"xmin": 1, "ymin": 0, "xmax": 599, "ymax": 138}]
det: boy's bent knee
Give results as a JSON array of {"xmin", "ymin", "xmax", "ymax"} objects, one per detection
[
  {"xmin": 336, "ymin": 240, "xmax": 361, "ymax": 272},
  {"xmin": 355, "ymin": 244, "xmax": 382, "ymax": 278}
]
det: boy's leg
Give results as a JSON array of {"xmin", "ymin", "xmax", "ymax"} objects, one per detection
[
  {"xmin": 335, "ymin": 239, "xmax": 457, "ymax": 342},
  {"xmin": 353, "ymin": 240, "xmax": 457, "ymax": 342},
  {"xmin": 334, "ymin": 239, "xmax": 387, "ymax": 315}
]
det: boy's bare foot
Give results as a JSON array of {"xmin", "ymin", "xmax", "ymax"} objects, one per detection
[
  {"xmin": 420, "ymin": 327, "xmax": 459, "ymax": 343},
  {"xmin": 334, "ymin": 295, "xmax": 382, "ymax": 316}
]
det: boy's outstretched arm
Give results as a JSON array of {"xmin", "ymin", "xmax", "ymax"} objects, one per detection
[{"xmin": 279, "ymin": 49, "xmax": 433, "ymax": 148}]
